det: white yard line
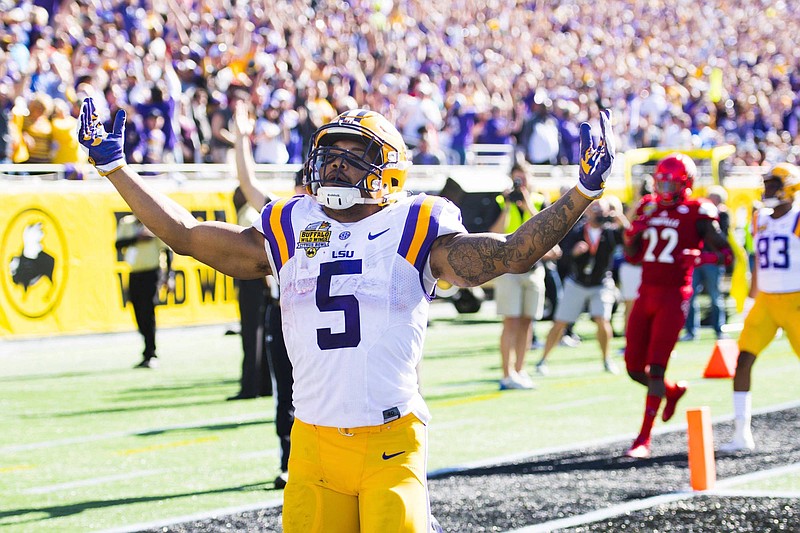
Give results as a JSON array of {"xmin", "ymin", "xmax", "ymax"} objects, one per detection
[
  {"xmin": 23, "ymin": 470, "xmax": 164, "ymax": 495},
  {"xmin": 541, "ymin": 396, "xmax": 616, "ymax": 411},
  {"xmin": 99, "ymin": 498, "xmax": 284, "ymax": 533},
  {"xmin": 1, "ymin": 412, "xmax": 269, "ymax": 454},
  {"xmin": 238, "ymin": 449, "xmax": 278, "ymax": 460}
]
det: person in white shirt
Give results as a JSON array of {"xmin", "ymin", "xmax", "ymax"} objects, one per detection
[{"xmin": 253, "ymin": 112, "xmax": 289, "ymax": 164}]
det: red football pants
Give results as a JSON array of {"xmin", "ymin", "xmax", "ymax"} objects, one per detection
[{"xmin": 625, "ymin": 284, "xmax": 692, "ymax": 372}]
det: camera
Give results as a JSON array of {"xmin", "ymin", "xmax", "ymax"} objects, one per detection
[
  {"xmin": 598, "ymin": 214, "xmax": 614, "ymax": 224},
  {"xmin": 507, "ymin": 178, "xmax": 525, "ymax": 203}
]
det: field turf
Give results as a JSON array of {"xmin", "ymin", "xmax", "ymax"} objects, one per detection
[{"xmin": 1, "ymin": 300, "xmax": 798, "ymax": 531}]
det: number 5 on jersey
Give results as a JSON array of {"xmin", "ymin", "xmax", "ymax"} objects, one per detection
[{"xmin": 316, "ymin": 260, "xmax": 362, "ymax": 350}]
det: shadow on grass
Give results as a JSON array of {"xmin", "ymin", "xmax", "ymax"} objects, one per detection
[
  {"xmin": 0, "ymin": 482, "xmax": 278, "ymax": 526},
  {"xmin": 0, "ymin": 368, "xmax": 140, "ymax": 383},
  {"xmin": 136, "ymin": 417, "xmax": 272, "ymax": 436},
  {"xmin": 22, "ymin": 396, "xmax": 265, "ymax": 419},
  {"xmin": 116, "ymin": 378, "xmax": 240, "ymax": 398},
  {"xmin": 431, "ymin": 447, "xmax": 689, "ymax": 480},
  {"xmin": 429, "ymin": 317, "xmax": 500, "ymax": 327},
  {"xmin": 425, "ymin": 383, "xmax": 506, "ymax": 403}
]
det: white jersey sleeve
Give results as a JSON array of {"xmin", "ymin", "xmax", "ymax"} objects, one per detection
[{"xmin": 395, "ymin": 195, "xmax": 466, "ymax": 296}]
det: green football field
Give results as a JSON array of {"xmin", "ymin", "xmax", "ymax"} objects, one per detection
[{"xmin": 1, "ymin": 300, "xmax": 798, "ymax": 532}]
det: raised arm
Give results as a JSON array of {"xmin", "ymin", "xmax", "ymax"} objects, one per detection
[
  {"xmin": 79, "ymin": 98, "xmax": 271, "ymax": 280},
  {"xmin": 432, "ymin": 188, "xmax": 591, "ymax": 286},
  {"xmin": 432, "ymin": 110, "xmax": 615, "ymax": 286},
  {"xmin": 232, "ymin": 100, "xmax": 272, "ymax": 209}
]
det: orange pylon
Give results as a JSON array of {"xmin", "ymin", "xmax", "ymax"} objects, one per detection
[
  {"xmin": 702, "ymin": 339, "xmax": 739, "ymax": 378},
  {"xmin": 687, "ymin": 407, "xmax": 716, "ymax": 490}
]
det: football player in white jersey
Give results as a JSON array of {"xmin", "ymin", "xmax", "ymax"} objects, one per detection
[
  {"xmin": 79, "ymin": 97, "xmax": 615, "ymax": 532},
  {"xmin": 721, "ymin": 163, "xmax": 800, "ymax": 453}
]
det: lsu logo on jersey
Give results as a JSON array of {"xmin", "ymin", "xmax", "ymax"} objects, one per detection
[{"xmin": 297, "ymin": 221, "xmax": 332, "ymax": 258}]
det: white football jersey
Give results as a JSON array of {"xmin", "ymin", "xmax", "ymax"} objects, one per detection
[
  {"xmin": 751, "ymin": 205, "xmax": 800, "ymax": 294},
  {"xmin": 253, "ymin": 194, "xmax": 466, "ymax": 427}
]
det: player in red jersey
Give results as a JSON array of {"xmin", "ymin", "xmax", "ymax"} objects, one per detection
[{"xmin": 622, "ymin": 153, "xmax": 733, "ymax": 458}]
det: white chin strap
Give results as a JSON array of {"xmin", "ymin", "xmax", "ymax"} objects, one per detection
[
  {"xmin": 762, "ymin": 197, "xmax": 782, "ymax": 209},
  {"xmin": 316, "ymin": 187, "xmax": 381, "ymax": 210}
]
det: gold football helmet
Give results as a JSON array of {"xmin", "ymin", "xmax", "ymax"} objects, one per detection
[
  {"xmin": 304, "ymin": 109, "xmax": 411, "ymax": 209},
  {"xmin": 762, "ymin": 163, "xmax": 800, "ymax": 208}
]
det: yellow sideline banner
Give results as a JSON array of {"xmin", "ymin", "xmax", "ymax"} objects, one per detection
[{"xmin": 0, "ymin": 180, "xmax": 242, "ymax": 339}]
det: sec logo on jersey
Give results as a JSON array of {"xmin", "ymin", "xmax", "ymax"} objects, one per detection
[{"xmin": 1, "ymin": 208, "xmax": 68, "ymax": 319}]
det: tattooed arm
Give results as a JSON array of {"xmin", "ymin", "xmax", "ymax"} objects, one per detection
[
  {"xmin": 430, "ymin": 109, "xmax": 615, "ymax": 286},
  {"xmin": 430, "ymin": 188, "xmax": 592, "ymax": 287}
]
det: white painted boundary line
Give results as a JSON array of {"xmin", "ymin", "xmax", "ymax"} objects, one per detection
[
  {"xmin": 100, "ymin": 498, "xmax": 284, "ymax": 533},
  {"xmin": 23, "ymin": 470, "xmax": 164, "ymax": 495},
  {"xmin": 541, "ymin": 395, "xmax": 616, "ymax": 411},
  {"xmin": 508, "ymin": 455, "xmax": 800, "ymax": 532},
  {"xmin": 511, "ymin": 492, "xmax": 693, "ymax": 533}
]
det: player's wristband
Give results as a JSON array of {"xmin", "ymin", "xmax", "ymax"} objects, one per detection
[
  {"xmin": 576, "ymin": 181, "xmax": 604, "ymax": 199},
  {"xmin": 94, "ymin": 159, "xmax": 126, "ymax": 176}
]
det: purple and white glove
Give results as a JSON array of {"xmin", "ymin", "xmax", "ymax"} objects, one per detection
[
  {"xmin": 78, "ymin": 97, "xmax": 127, "ymax": 176},
  {"xmin": 577, "ymin": 109, "xmax": 615, "ymax": 199}
]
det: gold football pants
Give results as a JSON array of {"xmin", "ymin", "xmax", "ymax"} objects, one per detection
[
  {"xmin": 283, "ymin": 412, "xmax": 431, "ymax": 532},
  {"xmin": 739, "ymin": 291, "xmax": 800, "ymax": 356}
]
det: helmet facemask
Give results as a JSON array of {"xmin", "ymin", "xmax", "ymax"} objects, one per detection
[
  {"xmin": 654, "ymin": 176, "xmax": 689, "ymax": 205},
  {"xmin": 307, "ymin": 138, "xmax": 382, "ymax": 190},
  {"xmin": 653, "ymin": 153, "xmax": 695, "ymax": 206},
  {"xmin": 303, "ymin": 110, "xmax": 411, "ymax": 210}
]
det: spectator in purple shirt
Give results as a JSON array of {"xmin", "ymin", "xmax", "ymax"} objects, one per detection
[
  {"xmin": 556, "ymin": 101, "xmax": 581, "ymax": 165},
  {"xmin": 445, "ymin": 96, "xmax": 476, "ymax": 165}
]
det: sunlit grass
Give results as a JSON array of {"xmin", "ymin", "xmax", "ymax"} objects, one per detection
[{"xmin": 1, "ymin": 303, "xmax": 797, "ymax": 531}]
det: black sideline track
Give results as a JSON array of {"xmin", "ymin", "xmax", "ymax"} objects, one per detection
[{"xmin": 143, "ymin": 407, "xmax": 800, "ymax": 532}]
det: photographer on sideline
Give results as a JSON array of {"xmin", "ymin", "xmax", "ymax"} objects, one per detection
[
  {"xmin": 490, "ymin": 163, "xmax": 560, "ymax": 389},
  {"xmin": 535, "ymin": 197, "xmax": 630, "ymax": 375}
]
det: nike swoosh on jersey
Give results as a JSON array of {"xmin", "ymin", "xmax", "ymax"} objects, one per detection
[
  {"xmin": 382, "ymin": 451, "xmax": 406, "ymax": 460},
  {"xmin": 368, "ymin": 228, "xmax": 390, "ymax": 240}
]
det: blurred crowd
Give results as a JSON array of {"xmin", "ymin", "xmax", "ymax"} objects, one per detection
[{"xmin": 2, "ymin": 0, "xmax": 800, "ymax": 170}]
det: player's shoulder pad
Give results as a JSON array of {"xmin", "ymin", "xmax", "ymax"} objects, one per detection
[{"xmin": 402, "ymin": 192, "xmax": 460, "ymax": 212}]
